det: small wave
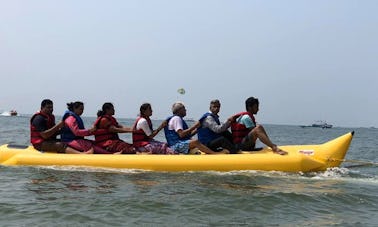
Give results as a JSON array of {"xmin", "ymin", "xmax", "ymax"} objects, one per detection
[
  {"xmin": 308, "ymin": 167, "xmax": 378, "ymax": 185},
  {"xmin": 310, "ymin": 167, "xmax": 350, "ymax": 178},
  {"xmin": 189, "ymin": 168, "xmax": 378, "ymax": 185},
  {"xmin": 36, "ymin": 165, "xmax": 151, "ymax": 174}
]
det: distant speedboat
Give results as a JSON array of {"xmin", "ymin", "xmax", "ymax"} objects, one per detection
[
  {"xmin": 312, "ymin": 121, "xmax": 332, "ymax": 128},
  {"xmin": 1, "ymin": 110, "xmax": 18, "ymax": 117},
  {"xmin": 300, "ymin": 121, "xmax": 333, "ymax": 129},
  {"xmin": 186, "ymin": 117, "xmax": 196, "ymax": 123}
]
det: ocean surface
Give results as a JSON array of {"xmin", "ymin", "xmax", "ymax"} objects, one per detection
[{"xmin": 0, "ymin": 115, "xmax": 377, "ymax": 226}]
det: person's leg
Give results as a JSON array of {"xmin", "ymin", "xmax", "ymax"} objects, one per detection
[
  {"xmin": 95, "ymin": 140, "xmax": 121, "ymax": 154},
  {"xmin": 221, "ymin": 130, "xmax": 233, "ymax": 144},
  {"xmin": 141, "ymin": 141, "xmax": 176, "ymax": 154},
  {"xmin": 64, "ymin": 146, "xmax": 85, "ymax": 154},
  {"xmin": 189, "ymin": 139, "xmax": 229, "ymax": 154},
  {"xmin": 250, "ymin": 125, "xmax": 287, "ymax": 155},
  {"xmin": 117, "ymin": 141, "xmax": 136, "ymax": 154},
  {"xmin": 66, "ymin": 139, "xmax": 94, "ymax": 154},
  {"xmin": 39, "ymin": 141, "xmax": 64, "ymax": 153},
  {"xmin": 240, "ymin": 135, "xmax": 256, "ymax": 151},
  {"xmin": 207, "ymin": 137, "xmax": 237, "ymax": 153},
  {"xmin": 84, "ymin": 147, "xmax": 94, "ymax": 154},
  {"xmin": 40, "ymin": 141, "xmax": 83, "ymax": 154},
  {"xmin": 171, "ymin": 141, "xmax": 190, "ymax": 154},
  {"xmin": 93, "ymin": 145, "xmax": 115, "ymax": 154}
]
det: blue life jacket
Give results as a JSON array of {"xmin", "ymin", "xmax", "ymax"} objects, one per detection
[
  {"xmin": 61, "ymin": 110, "xmax": 85, "ymax": 142},
  {"xmin": 164, "ymin": 115, "xmax": 191, "ymax": 146},
  {"xmin": 197, "ymin": 112, "xmax": 221, "ymax": 145}
]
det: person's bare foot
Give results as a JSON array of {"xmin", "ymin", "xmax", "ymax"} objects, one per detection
[
  {"xmin": 84, "ymin": 148, "xmax": 94, "ymax": 154},
  {"xmin": 272, "ymin": 146, "xmax": 287, "ymax": 155},
  {"xmin": 210, "ymin": 149, "xmax": 229, "ymax": 154},
  {"xmin": 136, "ymin": 151, "xmax": 151, "ymax": 155},
  {"xmin": 217, "ymin": 149, "xmax": 230, "ymax": 154}
]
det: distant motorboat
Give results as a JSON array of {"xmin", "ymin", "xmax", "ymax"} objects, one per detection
[
  {"xmin": 300, "ymin": 121, "xmax": 333, "ymax": 129},
  {"xmin": 312, "ymin": 122, "xmax": 332, "ymax": 128},
  {"xmin": 186, "ymin": 117, "xmax": 196, "ymax": 123},
  {"xmin": 1, "ymin": 110, "xmax": 18, "ymax": 117}
]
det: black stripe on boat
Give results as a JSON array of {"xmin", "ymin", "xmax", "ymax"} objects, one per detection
[{"xmin": 7, "ymin": 144, "xmax": 29, "ymax": 149}]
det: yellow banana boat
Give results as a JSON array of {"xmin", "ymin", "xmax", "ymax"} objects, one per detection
[{"xmin": 0, "ymin": 132, "xmax": 353, "ymax": 172}]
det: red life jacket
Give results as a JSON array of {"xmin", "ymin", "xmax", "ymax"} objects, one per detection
[
  {"xmin": 231, "ymin": 111, "xmax": 256, "ymax": 144},
  {"xmin": 30, "ymin": 112, "xmax": 56, "ymax": 145},
  {"xmin": 93, "ymin": 115, "xmax": 120, "ymax": 144},
  {"xmin": 132, "ymin": 117, "xmax": 152, "ymax": 147}
]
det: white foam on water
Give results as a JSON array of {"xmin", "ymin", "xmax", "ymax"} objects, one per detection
[{"xmin": 309, "ymin": 167, "xmax": 378, "ymax": 185}]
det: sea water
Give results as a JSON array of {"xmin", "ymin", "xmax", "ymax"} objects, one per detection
[{"xmin": 0, "ymin": 116, "xmax": 377, "ymax": 226}]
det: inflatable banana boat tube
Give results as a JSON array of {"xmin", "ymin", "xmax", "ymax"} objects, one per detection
[{"xmin": 0, "ymin": 132, "xmax": 354, "ymax": 172}]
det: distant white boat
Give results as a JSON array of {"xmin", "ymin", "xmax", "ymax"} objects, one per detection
[
  {"xmin": 312, "ymin": 121, "xmax": 332, "ymax": 128},
  {"xmin": 1, "ymin": 110, "xmax": 18, "ymax": 117},
  {"xmin": 300, "ymin": 121, "xmax": 333, "ymax": 129},
  {"xmin": 186, "ymin": 117, "xmax": 196, "ymax": 123}
]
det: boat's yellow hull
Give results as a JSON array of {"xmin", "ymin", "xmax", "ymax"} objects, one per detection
[{"xmin": 0, "ymin": 132, "xmax": 354, "ymax": 172}]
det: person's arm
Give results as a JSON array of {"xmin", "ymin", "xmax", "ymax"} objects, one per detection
[
  {"xmin": 139, "ymin": 119, "xmax": 166, "ymax": 139},
  {"xmin": 108, "ymin": 125, "xmax": 133, "ymax": 133},
  {"xmin": 202, "ymin": 116, "xmax": 230, "ymax": 133},
  {"xmin": 32, "ymin": 115, "xmax": 62, "ymax": 139},
  {"xmin": 177, "ymin": 121, "xmax": 200, "ymax": 138},
  {"xmin": 240, "ymin": 115, "xmax": 256, "ymax": 129},
  {"xmin": 40, "ymin": 121, "xmax": 64, "ymax": 139},
  {"xmin": 99, "ymin": 117, "xmax": 133, "ymax": 133},
  {"xmin": 65, "ymin": 116, "xmax": 91, "ymax": 137}
]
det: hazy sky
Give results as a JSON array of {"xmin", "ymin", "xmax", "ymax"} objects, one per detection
[{"xmin": 1, "ymin": 1, "xmax": 377, "ymax": 127}]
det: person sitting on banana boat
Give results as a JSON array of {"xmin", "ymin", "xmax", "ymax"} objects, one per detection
[
  {"xmin": 93, "ymin": 102, "xmax": 136, "ymax": 154},
  {"xmin": 164, "ymin": 102, "xmax": 228, "ymax": 154},
  {"xmin": 132, "ymin": 103, "xmax": 175, "ymax": 154},
  {"xmin": 197, "ymin": 99, "xmax": 238, "ymax": 154},
  {"xmin": 231, "ymin": 97, "xmax": 287, "ymax": 155},
  {"xmin": 30, "ymin": 99, "xmax": 82, "ymax": 154}
]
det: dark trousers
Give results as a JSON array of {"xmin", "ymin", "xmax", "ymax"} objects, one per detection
[{"xmin": 207, "ymin": 131, "xmax": 238, "ymax": 153}]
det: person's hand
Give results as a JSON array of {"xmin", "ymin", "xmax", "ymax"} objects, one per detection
[
  {"xmin": 227, "ymin": 115, "xmax": 237, "ymax": 123},
  {"xmin": 191, "ymin": 128, "xmax": 198, "ymax": 135},
  {"xmin": 160, "ymin": 120, "xmax": 168, "ymax": 128},
  {"xmin": 193, "ymin": 121, "xmax": 201, "ymax": 128},
  {"xmin": 57, "ymin": 121, "xmax": 65, "ymax": 128},
  {"xmin": 89, "ymin": 126, "xmax": 97, "ymax": 134}
]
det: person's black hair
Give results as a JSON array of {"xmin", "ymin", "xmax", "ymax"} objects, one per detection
[
  {"xmin": 41, "ymin": 99, "xmax": 53, "ymax": 108},
  {"xmin": 210, "ymin": 99, "xmax": 220, "ymax": 106},
  {"xmin": 140, "ymin": 103, "xmax": 151, "ymax": 116},
  {"xmin": 97, "ymin": 102, "xmax": 114, "ymax": 117},
  {"xmin": 245, "ymin": 97, "xmax": 259, "ymax": 110},
  {"xmin": 67, "ymin": 101, "xmax": 84, "ymax": 111}
]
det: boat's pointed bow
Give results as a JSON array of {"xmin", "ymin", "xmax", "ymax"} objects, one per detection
[{"xmin": 315, "ymin": 131, "xmax": 354, "ymax": 168}]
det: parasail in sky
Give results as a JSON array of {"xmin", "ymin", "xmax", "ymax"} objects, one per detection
[{"xmin": 177, "ymin": 88, "xmax": 185, "ymax": 95}]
